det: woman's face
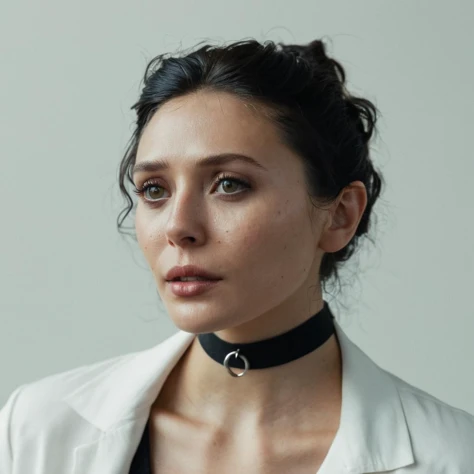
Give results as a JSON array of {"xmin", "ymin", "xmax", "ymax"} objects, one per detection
[{"xmin": 133, "ymin": 90, "xmax": 330, "ymax": 339}]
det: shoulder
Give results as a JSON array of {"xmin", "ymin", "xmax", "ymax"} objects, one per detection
[
  {"xmin": 0, "ymin": 328, "xmax": 190, "ymax": 427},
  {"xmin": 22, "ymin": 351, "xmax": 136, "ymax": 402},
  {"xmin": 386, "ymin": 369, "xmax": 474, "ymax": 471},
  {"xmin": 390, "ymin": 370, "xmax": 474, "ymax": 433},
  {"xmin": 1, "ymin": 329, "xmax": 191, "ymax": 429},
  {"xmin": 0, "ymin": 350, "xmax": 141, "ymax": 471},
  {"xmin": 1, "ymin": 349, "xmax": 140, "ymax": 430}
]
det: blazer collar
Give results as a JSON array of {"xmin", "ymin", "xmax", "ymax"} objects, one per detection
[
  {"xmin": 64, "ymin": 321, "xmax": 414, "ymax": 473},
  {"xmin": 331, "ymin": 323, "xmax": 414, "ymax": 472}
]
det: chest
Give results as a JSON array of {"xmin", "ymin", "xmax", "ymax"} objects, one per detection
[{"xmin": 147, "ymin": 411, "xmax": 337, "ymax": 474}]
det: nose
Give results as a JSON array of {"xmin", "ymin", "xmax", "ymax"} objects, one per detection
[{"xmin": 164, "ymin": 187, "xmax": 206, "ymax": 247}]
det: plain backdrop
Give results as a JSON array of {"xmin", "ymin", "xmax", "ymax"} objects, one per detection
[{"xmin": 1, "ymin": 0, "xmax": 473, "ymax": 411}]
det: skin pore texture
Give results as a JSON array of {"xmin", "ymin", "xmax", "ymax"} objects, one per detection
[{"xmin": 133, "ymin": 90, "xmax": 368, "ymax": 472}]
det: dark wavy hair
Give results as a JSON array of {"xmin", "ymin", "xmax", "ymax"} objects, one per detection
[{"xmin": 117, "ymin": 38, "xmax": 384, "ymax": 294}]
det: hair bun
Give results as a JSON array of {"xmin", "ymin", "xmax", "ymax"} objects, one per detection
[
  {"xmin": 279, "ymin": 40, "xmax": 346, "ymax": 85},
  {"xmin": 280, "ymin": 40, "xmax": 376, "ymax": 145}
]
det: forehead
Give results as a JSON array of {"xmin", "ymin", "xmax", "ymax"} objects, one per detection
[{"xmin": 135, "ymin": 91, "xmax": 284, "ymax": 165}]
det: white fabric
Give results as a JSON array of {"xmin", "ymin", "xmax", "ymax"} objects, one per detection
[{"xmin": 1, "ymin": 320, "xmax": 474, "ymax": 473}]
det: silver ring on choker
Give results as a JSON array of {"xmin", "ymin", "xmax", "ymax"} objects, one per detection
[{"xmin": 223, "ymin": 349, "xmax": 250, "ymax": 377}]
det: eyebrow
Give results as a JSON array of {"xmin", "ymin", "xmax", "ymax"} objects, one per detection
[{"xmin": 132, "ymin": 153, "xmax": 268, "ymax": 175}]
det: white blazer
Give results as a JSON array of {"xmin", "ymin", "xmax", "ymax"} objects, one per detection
[{"xmin": 1, "ymin": 320, "xmax": 474, "ymax": 473}]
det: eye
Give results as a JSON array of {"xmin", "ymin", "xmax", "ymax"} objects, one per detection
[
  {"xmin": 132, "ymin": 181, "xmax": 168, "ymax": 202},
  {"xmin": 214, "ymin": 175, "xmax": 251, "ymax": 195}
]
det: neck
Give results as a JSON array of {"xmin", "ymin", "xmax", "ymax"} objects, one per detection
[{"xmin": 154, "ymin": 298, "xmax": 343, "ymax": 432}]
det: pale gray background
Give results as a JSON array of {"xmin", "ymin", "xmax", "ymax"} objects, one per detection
[{"xmin": 1, "ymin": 0, "xmax": 473, "ymax": 412}]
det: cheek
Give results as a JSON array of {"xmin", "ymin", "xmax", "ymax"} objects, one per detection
[
  {"xmin": 135, "ymin": 208, "xmax": 162, "ymax": 258},
  {"xmin": 233, "ymin": 205, "xmax": 315, "ymax": 287}
]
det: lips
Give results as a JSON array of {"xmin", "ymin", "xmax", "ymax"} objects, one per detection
[
  {"xmin": 165, "ymin": 264, "xmax": 222, "ymax": 282},
  {"xmin": 167, "ymin": 278, "xmax": 221, "ymax": 297}
]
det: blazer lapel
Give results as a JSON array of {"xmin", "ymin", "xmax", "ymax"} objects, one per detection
[
  {"xmin": 72, "ymin": 416, "xmax": 148, "ymax": 474},
  {"xmin": 64, "ymin": 330, "xmax": 196, "ymax": 474},
  {"xmin": 323, "ymin": 321, "xmax": 415, "ymax": 473}
]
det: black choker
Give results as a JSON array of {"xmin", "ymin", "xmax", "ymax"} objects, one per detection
[{"xmin": 197, "ymin": 301, "xmax": 335, "ymax": 377}]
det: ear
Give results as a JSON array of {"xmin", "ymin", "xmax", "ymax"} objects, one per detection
[{"xmin": 318, "ymin": 181, "xmax": 368, "ymax": 253}]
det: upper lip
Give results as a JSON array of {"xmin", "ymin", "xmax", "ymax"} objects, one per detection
[{"xmin": 165, "ymin": 265, "xmax": 222, "ymax": 281}]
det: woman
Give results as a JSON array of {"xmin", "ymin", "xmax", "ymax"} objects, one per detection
[{"xmin": 1, "ymin": 38, "xmax": 473, "ymax": 473}]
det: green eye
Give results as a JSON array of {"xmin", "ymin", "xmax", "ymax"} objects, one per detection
[
  {"xmin": 217, "ymin": 178, "xmax": 246, "ymax": 194},
  {"xmin": 145, "ymin": 185, "xmax": 165, "ymax": 200}
]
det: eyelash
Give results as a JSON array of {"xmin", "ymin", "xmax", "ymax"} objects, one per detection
[{"xmin": 132, "ymin": 173, "xmax": 251, "ymax": 203}]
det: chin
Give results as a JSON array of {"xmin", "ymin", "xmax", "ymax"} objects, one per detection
[{"xmin": 168, "ymin": 308, "xmax": 239, "ymax": 335}]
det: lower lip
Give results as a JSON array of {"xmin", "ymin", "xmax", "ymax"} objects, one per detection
[{"xmin": 167, "ymin": 279, "xmax": 221, "ymax": 296}]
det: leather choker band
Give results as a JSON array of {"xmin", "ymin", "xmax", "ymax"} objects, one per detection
[{"xmin": 197, "ymin": 300, "xmax": 335, "ymax": 378}]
